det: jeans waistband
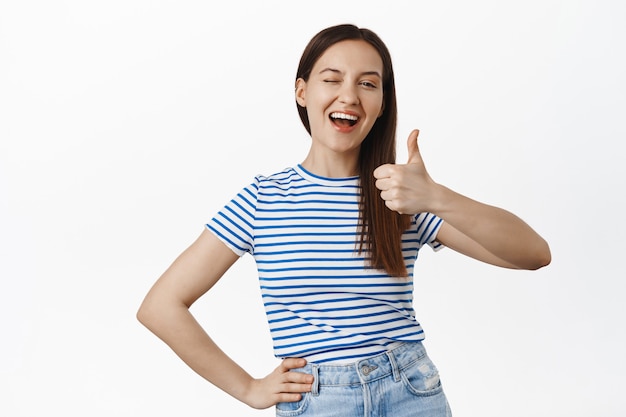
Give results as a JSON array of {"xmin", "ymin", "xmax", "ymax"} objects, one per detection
[{"xmin": 298, "ymin": 342, "xmax": 427, "ymax": 395}]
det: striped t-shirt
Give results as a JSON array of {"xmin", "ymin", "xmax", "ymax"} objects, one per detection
[{"xmin": 206, "ymin": 164, "xmax": 443, "ymax": 364}]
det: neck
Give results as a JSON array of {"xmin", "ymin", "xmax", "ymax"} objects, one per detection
[{"xmin": 300, "ymin": 148, "xmax": 360, "ymax": 178}]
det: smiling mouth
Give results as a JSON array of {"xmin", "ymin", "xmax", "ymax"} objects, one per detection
[{"xmin": 330, "ymin": 112, "xmax": 359, "ymax": 127}]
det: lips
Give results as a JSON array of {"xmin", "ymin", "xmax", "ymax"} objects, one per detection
[{"xmin": 329, "ymin": 111, "xmax": 359, "ymax": 129}]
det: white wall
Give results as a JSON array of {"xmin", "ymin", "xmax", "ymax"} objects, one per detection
[{"xmin": 1, "ymin": 1, "xmax": 624, "ymax": 416}]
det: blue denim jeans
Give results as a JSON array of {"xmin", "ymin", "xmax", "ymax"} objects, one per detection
[{"xmin": 275, "ymin": 342, "xmax": 452, "ymax": 417}]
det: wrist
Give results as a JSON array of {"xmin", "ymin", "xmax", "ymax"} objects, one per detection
[
  {"xmin": 239, "ymin": 376, "xmax": 260, "ymax": 408},
  {"xmin": 427, "ymin": 182, "xmax": 450, "ymax": 215}
]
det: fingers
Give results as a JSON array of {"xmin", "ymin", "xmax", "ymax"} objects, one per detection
[
  {"xmin": 374, "ymin": 129, "xmax": 422, "ymax": 181},
  {"xmin": 276, "ymin": 392, "xmax": 304, "ymax": 403},
  {"xmin": 374, "ymin": 177, "xmax": 391, "ymax": 192},
  {"xmin": 278, "ymin": 357, "xmax": 307, "ymax": 372},
  {"xmin": 285, "ymin": 370, "xmax": 314, "ymax": 383},
  {"xmin": 406, "ymin": 129, "xmax": 421, "ymax": 164},
  {"xmin": 247, "ymin": 359, "xmax": 314, "ymax": 409},
  {"xmin": 277, "ymin": 358, "xmax": 314, "ymax": 385},
  {"xmin": 281, "ymin": 381, "xmax": 313, "ymax": 393},
  {"xmin": 276, "ymin": 368, "xmax": 314, "ymax": 402},
  {"xmin": 373, "ymin": 163, "xmax": 393, "ymax": 180}
]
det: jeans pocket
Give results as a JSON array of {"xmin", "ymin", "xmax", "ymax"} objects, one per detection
[
  {"xmin": 400, "ymin": 355, "xmax": 443, "ymax": 397},
  {"xmin": 275, "ymin": 392, "xmax": 310, "ymax": 416}
]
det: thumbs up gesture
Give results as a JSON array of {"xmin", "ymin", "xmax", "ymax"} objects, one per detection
[{"xmin": 373, "ymin": 129, "xmax": 437, "ymax": 215}]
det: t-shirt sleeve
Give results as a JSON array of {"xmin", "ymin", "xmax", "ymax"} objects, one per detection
[
  {"xmin": 205, "ymin": 179, "xmax": 259, "ymax": 256},
  {"xmin": 414, "ymin": 212, "xmax": 445, "ymax": 251}
]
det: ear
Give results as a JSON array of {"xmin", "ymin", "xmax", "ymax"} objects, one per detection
[
  {"xmin": 378, "ymin": 99, "xmax": 385, "ymax": 117},
  {"xmin": 295, "ymin": 78, "xmax": 306, "ymax": 107}
]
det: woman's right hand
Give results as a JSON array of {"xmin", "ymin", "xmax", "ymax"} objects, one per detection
[
  {"xmin": 244, "ymin": 358, "xmax": 314, "ymax": 409},
  {"xmin": 138, "ymin": 230, "xmax": 315, "ymax": 410}
]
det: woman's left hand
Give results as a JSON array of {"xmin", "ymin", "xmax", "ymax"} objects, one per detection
[
  {"xmin": 374, "ymin": 129, "xmax": 437, "ymax": 215},
  {"xmin": 373, "ymin": 128, "xmax": 551, "ymax": 270}
]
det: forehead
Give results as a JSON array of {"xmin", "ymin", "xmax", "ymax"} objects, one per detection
[{"xmin": 312, "ymin": 39, "xmax": 383, "ymax": 75}]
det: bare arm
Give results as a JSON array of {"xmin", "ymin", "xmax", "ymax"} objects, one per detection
[
  {"xmin": 137, "ymin": 228, "xmax": 313, "ymax": 409},
  {"xmin": 374, "ymin": 129, "xmax": 551, "ymax": 270},
  {"xmin": 433, "ymin": 198, "xmax": 549, "ymax": 270}
]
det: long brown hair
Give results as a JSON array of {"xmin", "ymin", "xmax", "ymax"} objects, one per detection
[{"xmin": 295, "ymin": 24, "xmax": 411, "ymax": 277}]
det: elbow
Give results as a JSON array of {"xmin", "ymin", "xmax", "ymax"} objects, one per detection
[
  {"xmin": 527, "ymin": 253, "xmax": 551, "ymax": 271},
  {"xmin": 136, "ymin": 304, "xmax": 148, "ymax": 326},
  {"xmin": 136, "ymin": 303, "xmax": 150, "ymax": 328},
  {"xmin": 137, "ymin": 292, "xmax": 189, "ymax": 334},
  {"xmin": 136, "ymin": 297, "xmax": 159, "ymax": 330},
  {"xmin": 525, "ymin": 240, "xmax": 552, "ymax": 270}
]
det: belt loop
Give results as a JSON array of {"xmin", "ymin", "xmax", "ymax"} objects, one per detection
[
  {"xmin": 311, "ymin": 364, "xmax": 320, "ymax": 397},
  {"xmin": 386, "ymin": 350, "xmax": 401, "ymax": 382}
]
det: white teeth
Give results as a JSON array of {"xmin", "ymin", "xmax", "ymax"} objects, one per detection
[{"xmin": 330, "ymin": 112, "xmax": 358, "ymax": 121}]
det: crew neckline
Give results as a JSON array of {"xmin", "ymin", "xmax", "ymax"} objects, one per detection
[{"xmin": 294, "ymin": 164, "xmax": 360, "ymax": 187}]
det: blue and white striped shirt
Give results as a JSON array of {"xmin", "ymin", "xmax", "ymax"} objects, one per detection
[{"xmin": 207, "ymin": 165, "xmax": 443, "ymax": 364}]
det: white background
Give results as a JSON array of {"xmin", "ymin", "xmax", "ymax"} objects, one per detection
[{"xmin": 1, "ymin": 1, "xmax": 625, "ymax": 416}]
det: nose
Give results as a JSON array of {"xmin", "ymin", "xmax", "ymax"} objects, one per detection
[{"xmin": 338, "ymin": 83, "xmax": 359, "ymax": 105}]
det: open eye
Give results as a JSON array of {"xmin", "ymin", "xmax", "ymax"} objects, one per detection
[{"xmin": 360, "ymin": 81, "xmax": 377, "ymax": 89}]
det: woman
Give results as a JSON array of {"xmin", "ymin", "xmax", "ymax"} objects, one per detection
[{"xmin": 137, "ymin": 24, "xmax": 551, "ymax": 416}]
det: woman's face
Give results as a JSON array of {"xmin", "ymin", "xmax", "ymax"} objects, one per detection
[{"xmin": 296, "ymin": 39, "xmax": 384, "ymax": 158}]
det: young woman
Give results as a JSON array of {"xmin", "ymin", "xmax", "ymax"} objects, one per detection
[{"xmin": 137, "ymin": 24, "xmax": 551, "ymax": 416}]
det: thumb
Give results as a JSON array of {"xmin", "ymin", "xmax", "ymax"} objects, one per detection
[{"xmin": 406, "ymin": 129, "xmax": 422, "ymax": 164}]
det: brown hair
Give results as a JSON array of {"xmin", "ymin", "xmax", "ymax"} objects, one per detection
[{"xmin": 295, "ymin": 24, "xmax": 411, "ymax": 277}]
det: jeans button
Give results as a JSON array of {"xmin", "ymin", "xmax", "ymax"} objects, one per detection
[{"xmin": 361, "ymin": 364, "xmax": 378, "ymax": 376}]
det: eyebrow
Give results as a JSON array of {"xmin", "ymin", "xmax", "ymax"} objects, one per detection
[{"xmin": 318, "ymin": 67, "xmax": 382, "ymax": 78}]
